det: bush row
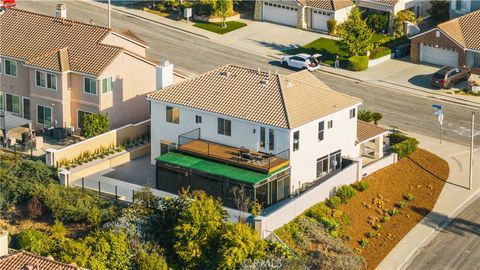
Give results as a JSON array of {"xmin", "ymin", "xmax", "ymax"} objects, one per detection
[
  {"xmin": 347, "ymin": 56, "xmax": 369, "ymax": 71},
  {"xmin": 390, "ymin": 132, "xmax": 419, "ymax": 158}
]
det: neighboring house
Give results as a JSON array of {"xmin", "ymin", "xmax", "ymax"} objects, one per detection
[
  {"xmin": 410, "ymin": 10, "xmax": 480, "ymax": 74},
  {"xmin": 148, "ymin": 65, "xmax": 388, "ymax": 209},
  {"xmin": 357, "ymin": 0, "xmax": 430, "ymax": 33},
  {"xmin": 450, "ymin": 0, "xmax": 480, "ymax": 19},
  {"xmin": 253, "ymin": 0, "xmax": 355, "ymax": 32},
  {"xmin": 0, "ymin": 7, "xmax": 173, "ymax": 131}
]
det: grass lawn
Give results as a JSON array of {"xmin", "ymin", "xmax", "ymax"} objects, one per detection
[
  {"xmin": 285, "ymin": 38, "xmax": 349, "ymax": 65},
  {"xmin": 193, "ymin": 21, "xmax": 247, "ymax": 35},
  {"xmin": 276, "ymin": 148, "xmax": 449, "ymax": 270}
]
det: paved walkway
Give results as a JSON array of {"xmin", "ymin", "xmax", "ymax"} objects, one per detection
[{"xmin": 376, "ymin": 131, "xmax": 480, "ymax": 270}]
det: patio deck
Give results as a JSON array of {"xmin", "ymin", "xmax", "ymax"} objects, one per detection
[{"xmin": 177, "ymin": 139, "xmax": 289, "ymax": 174}]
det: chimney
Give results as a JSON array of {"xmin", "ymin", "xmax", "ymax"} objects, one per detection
[
  {"xmin": 156, "ymin": 60, "xmax": 174, "ymax": 90},
  {"xmin": 55, "ymin": 4, "xmax": 67, "ymax": 19},
  {"xmin": 0, "ymin": 231, "xmax": 8, "ymax": 257}
]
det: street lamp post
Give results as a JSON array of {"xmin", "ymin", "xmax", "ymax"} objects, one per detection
[
  {"xmin": 469, "ymin": 111, "xmax": 475, "ymax": 190},
  {"xmin": 108, "ymin": 0, "xmax": 111, "ymax": 28}
]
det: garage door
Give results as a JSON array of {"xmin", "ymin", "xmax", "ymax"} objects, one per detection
[
  {"xmin": 420, "ymin": 43, "xmax": 459, "ymax": 67},
  {"xmin": 311, "ymin": 9, "xmax": 332, "ymax": 31},
  {"xmin": 263, "ymin": 2, "xmax": 298, "ymax": 27}
]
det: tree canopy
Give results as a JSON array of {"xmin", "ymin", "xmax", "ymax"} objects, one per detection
[
  {"xmin": 80, "ymin": 112, "xmax": 110, "ymax": 138},
  {"xmin": 337, "ymin": 8, "xmax": 373, "ymax": 56},
  {"xmin": 428, "ymin": 0, "xmax": 450, "ymax": 23}
]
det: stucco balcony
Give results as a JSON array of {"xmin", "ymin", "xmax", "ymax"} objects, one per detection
[{"xmin": 177, "ymin": 129, "xmax": 289, "ymax": 174}]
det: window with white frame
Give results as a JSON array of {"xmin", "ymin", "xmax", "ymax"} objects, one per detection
[
  {"xmin": 4, "ymin": 59, "xmax": 17, "ymax": 76},
  {"xmin": 84, "ymin": 77, "xmax": 97, "ymax": 95},
  {"xmin": 217, "ymin": 118, "xmax": 231, "ymax": 136},
  {"xmin": 6, "ymin": 94, "xmax": 20, "ymax": 114},
  {"xmin": 0, "ymin": 92, "xmax": 4, "ymax": 110},
  {"xmin": 293, "ymin": 131, "xmax": 300, "ymax": 151},
  {"xmin": 37, "ymin": 105, "xmax": 52, "ymax": 126},
  {"xmin": 349, "ymin": 108, "xmax": 356, "ymax": 119},
  {"xmin": 166, "ymin": 106, "xmax": 180, "ymax": 124},
  {"xmin": 77, "ymin": 110, "xmax": 92, "ymax": 128},
  {"xmin": 23, "ymin": 98, "xmax": 30, "ymax": 120},
  {"xmin": 102, "ymin": 77, "xmax": 113, "ymax": 93},
  {"xmin": 35, "ymin": 70, "xmax": 57, "ymax": 90},
  {"xmin": 318, "ymin": 121, "xmax": 325, "ymax": 141}
]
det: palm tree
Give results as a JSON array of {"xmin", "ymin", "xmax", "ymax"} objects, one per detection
[
  {"xmin": 371, "ymin": 112, "xmax": 383, "ymax": 125},
  {"xmin": 358, "ymin": 110, "xmax": 373, "ymax": 122}
]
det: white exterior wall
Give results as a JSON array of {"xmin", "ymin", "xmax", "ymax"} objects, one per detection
[
  {"xmin": 150, "ymin": 100, "xmax": 290, "ymax": 164},
  {"xmin": 333, "ymin": 6, "xmax": 353, "ymax": 24},
  {"xmin": 288, "ymin": 105, "xmax": 359, "ymax": 190}
]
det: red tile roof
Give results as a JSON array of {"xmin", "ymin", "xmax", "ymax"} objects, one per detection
[{"xmin": 0, "ymin": 251, "xmax": 86, "ymax": 270}]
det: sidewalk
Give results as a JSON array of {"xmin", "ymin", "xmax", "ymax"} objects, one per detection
[
  {"xmin": 87, "ymin": 0, "xmax": 323, "ymax": 58},
  {"xmin": 318, "ymin": 61, "xmax": 480, "ymax": 108},
  {"xmin": 376, "ymin": 131, "xmax": 480, "ymax": 270}
]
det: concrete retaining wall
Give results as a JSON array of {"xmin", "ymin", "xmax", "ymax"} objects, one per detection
[
  {"xmin": 369, "ymin": 53, "xmax": 394, "ymax": 67},
  {"xmin": 46, "ymin": 120, "xmax": 150, "ymax": 167}
]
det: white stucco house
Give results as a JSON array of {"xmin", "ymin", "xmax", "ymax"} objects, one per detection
[
  {"xmin": 253, "ymin": 0, "xmax": 355, "ymax": 32},
  {"xmin": 147, "ymin": 65, "xmax": 388, "ymax": 209}
]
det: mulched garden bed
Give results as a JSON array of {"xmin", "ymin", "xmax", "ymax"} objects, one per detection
[{"xmin": 339, "ymin": 148, "xmax": 449, "ymax": 269}]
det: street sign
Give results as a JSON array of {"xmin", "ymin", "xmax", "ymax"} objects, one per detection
[
  {"xmin": 432, "ymin": 104, "xmax": 442, "ymax": 110},
  {"xmin": 432, "ymin": 104, "xmax": 444, "ymax": 143}
]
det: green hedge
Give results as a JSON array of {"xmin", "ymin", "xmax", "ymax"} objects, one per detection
[
  {"xmin": 347, "ymin": 56, "xmax": 369, "ymax": 71},
  {"xmin": 370, "ymin": 46, "xmax": 392, "ymax": 60},
  {"xmin": 389, "ymin": 132, "xmax": 409, "ymax": 145},
  {"xmin": 391, "ymin": 137, "xmax": 419, "ymax": 159}
]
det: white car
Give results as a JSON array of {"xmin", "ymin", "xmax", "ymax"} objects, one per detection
[{"xmin": 281, "ymin": 53, "xmax": 321, "ymax": 71}]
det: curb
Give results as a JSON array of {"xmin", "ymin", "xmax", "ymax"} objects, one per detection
[
  {"xmin": 112, "ymin": 8, "xmax": 212, "ymax": 40},
  {"xmin": 394, "ymin": 189, "xmax": 480, "ymax": 270}
]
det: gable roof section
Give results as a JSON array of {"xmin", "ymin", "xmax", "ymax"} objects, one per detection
[
  {"xmin": 364, "ymin": 0, "xmax": 400, "ymax": 6},
  {"xmin": 0, "ymin": 251, "xmax": 85, "ymax": 270},
  {"xmin": 438, "ymin": 10, "xmax": 480, "ymax": 51},
  {"xmin": 357, "ymin": 120, "xmax": 388, "ymax": 144},
  {"xmin": 0, "ymin": 9, "xmax": 154, "ymax": 75},
  {"xmin": 148, "ymin": 65, "xmax": 361, "ymax": 129},
  {"xmin": 305, "ymin": 0, "xmax": 354, "ymax": 10}
]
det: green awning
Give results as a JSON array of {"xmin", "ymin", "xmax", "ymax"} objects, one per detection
[{"xmin": 156, "ymin": 152, "xmax": 287, "ymax": 185}]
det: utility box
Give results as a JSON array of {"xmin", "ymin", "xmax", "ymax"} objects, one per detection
[{"xmin": 184, "ymin": 8, "xmax": 192, "ymax": 22}]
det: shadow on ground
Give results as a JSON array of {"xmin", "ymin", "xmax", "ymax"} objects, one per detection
[
  {"xmin": 411, "ymin": 206, "xmax": 480, "ymax": 237},
  {"xmin": 250, "ymin": 40, "xmax": 302, "ymax": 52}
]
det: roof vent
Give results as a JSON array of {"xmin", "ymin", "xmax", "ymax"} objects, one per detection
[
  {"xmin": 21, "ymin": 265, "xmax": 36, "ymax": 270},
  {"xmin": 219, "ymin": 71, "xmax": 230, "ymax": 77},
  {"xmin": 287, "ymin": 81, "xmax": 293, "ymax": 88},
  {"xmin": 90, "ymin": 19, "xmax": 95, "ymax": 25},
  {"xmin": 55, "ymin": 3, "xmax": 66, "ymax": 19},
  {"xmin": 260, "ymin": 79, "xmax": 269, "ymax": 85}
]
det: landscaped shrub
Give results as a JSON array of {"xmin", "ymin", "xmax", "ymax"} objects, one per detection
[
  {"xmin": 404, "ymin": 193, "xmax": 416, "ymax": 202},
  {"xmin": 392, "ymin": 138, "xmax": 419, "ymax": 158},
  {"xmin": 381, "ymin": 215, "xmax": 390, "ymax": 223},
  {"xmin": 327, "ymin": 19, "xmax": 337, "ymax": 35},
  {"xmin": 359, "ymin": 238, "xmax": 369, "ymax": 247},
  {"xmin": 388, "ymin": 208, "xmax": 399, "ymax": 216},
  {"xmin": 27, "ymin": 196, "xmax": 44, "ymax": 219},
  {"xmin": 389, "ymin": 132, "xmax": 409, "ymax": 145},
  {"xmin": 16, "ymin": 229, "xmax": 50, "ymax": 255},
  {"xmin": 366, "ymin": 231, "xmax": 378, "ymax": 238},
  {"xmin": 320, "ymin": 216, "xmax": 340, "ymax": 236},
  {"xmin": 327, "ymin": 196, "xmax": 342, "ymax": 209},
  {"xmin": 396, "ymin": 201, "xmax": 407, "ymax": 209},
  {"xmin": 305, "ymin": 202, "xmax": 331, "ymax": 221},
  {"xmin": 352, "ymin": 181, "xmax": 369, "ymax": 191},
  {"xmin": 346, "ymin": 56, "xmax": 369, "ymax": 71},
  {"xmin": 335, "ymin": 185, "xmax": 357, "ymax": 203},
  {"xmin": 369, "ymin": 46, "xmax": 392, "ymax": 59},
  {"xmin": 372, "ymin": 223, "xmax": 382, "ymax": 230}
]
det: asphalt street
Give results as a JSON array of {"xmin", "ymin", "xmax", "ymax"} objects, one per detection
[
  {"xmin": 407, "ymin": 195, "xmax": 480, "ymax": 270},
  {"xmin": 16, "ymin": 1, "xmax": 480, "ymax": 146}
]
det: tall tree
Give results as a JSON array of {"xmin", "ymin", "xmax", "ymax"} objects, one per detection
[
  {"xmin": 394, "ymin": 10, "xmax": 421, "ymax": 37},
  {"xmin": 216, "ymin": 0, "xmax": 231, "ymax": 28},
  {"xmin": 337, "ymin": 8, "xmax": 373, "ymax": 56},
  {"xmin": 428, "ymin": 0, "xmax": 450, "ymax": 23}
]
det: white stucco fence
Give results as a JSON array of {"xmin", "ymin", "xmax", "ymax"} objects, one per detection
[
  {"xmin": 368, "ymin": 53, "xmax": 394, "ymax": 67},
  {"xmin": 255, "ymin": 162, "xmax": 359, "ymax": 238},
  {"xmin": 254, "ymin": 153, "xmax": 398, "ymax": 238},
  {"xmin": 361, "ymin": 153, "xmax": 398, "ymax": 178}
]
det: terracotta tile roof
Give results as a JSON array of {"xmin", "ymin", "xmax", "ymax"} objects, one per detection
[
  {"xmin": 438, "ymin": 10, "xmax": 480, "ymax": 50},
  {"xmin": 117, "ymin": 29, "xmax": 148, "ymax": 46},
  {"xmin": 148, "ymin": 65, "xmax": 361, "ymax": 129},
  {"xmin": 357, "ymin": 120, "xmax": 388, "ymax": 143},
  {"xmin": 305, "ymin": 0, "xmax": 354, "ymax": 10},
  {"xmin": 0, "ymin": 9, "xmax": 155, "ymax": 75},
  {"xmin": 366, "ymin": 0, "xmax": 400, "ymax": 6},
  {"xmin": 0, "ymin": 251, "xmax": 86, "ymax": 270}
]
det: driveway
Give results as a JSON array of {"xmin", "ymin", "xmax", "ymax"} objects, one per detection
[{"xmin": 407, "ymin": 195, "xmax": 480, "ymax": 270}]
